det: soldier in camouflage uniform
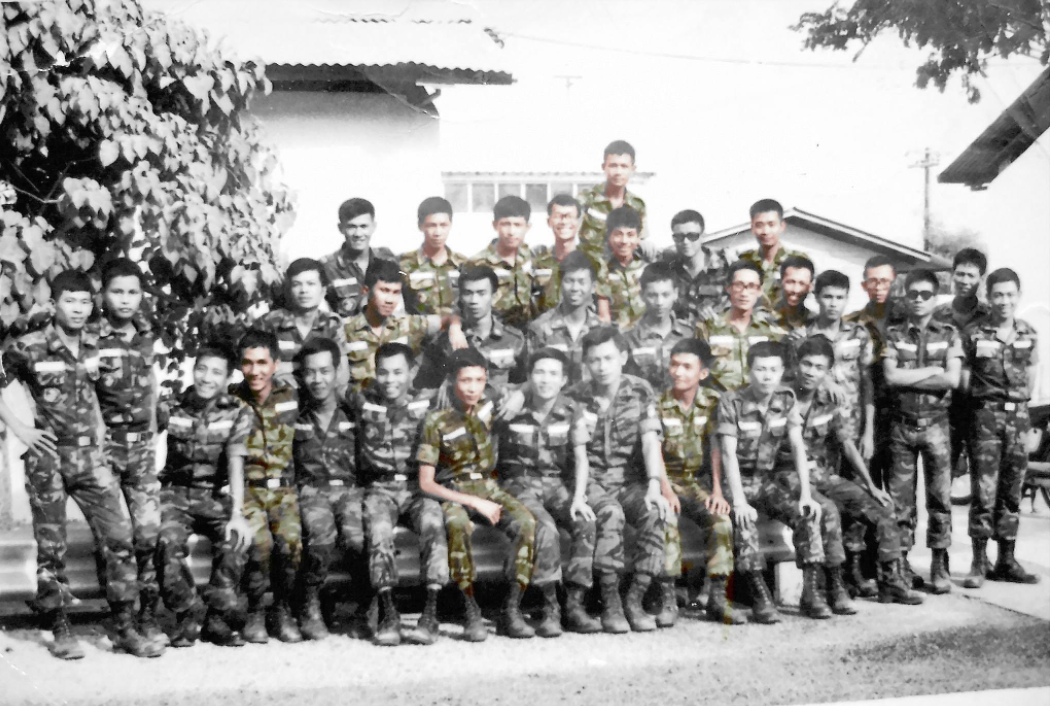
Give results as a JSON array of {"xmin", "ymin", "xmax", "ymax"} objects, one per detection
[
  {"xmin": 883, "ymin": 269, "xmax": 963, "ymax": 595},
  {"xmin": 566, "ymin": 327, "xmax": 672, "ymax": 634},
  {"xmin": 623, "ymin": 262, "xmax": 696, "ymax": 391},
  {"xmin": 400, "ymin": 197, "xmax": 467, "ymax": 317},
  {"xmin": 417, "ymin": 349, "xmax": 540, "ymax": 641},
  {"xmin": 605, "ymin": 206, "xmax": 648, "ymax": 331},
  {"xmin": 0, "ymin": 270, "xmax": 156, "ymax": 659},
  {"xmin": 697, "ymin": 260, "xmax": 789, "ymax": 392},
  {"xmin": 292, "ymin": 338, "xmax": 363, "ymax": 641},
  {"xmin": 320, "ymin": 197, "xmax": 398, "ymax": 318},
  {"xmin": 658, "ymin": 209, "xmax": 729, "ymax": 325},
  {"xmin": 465, "ymin": 195, "xmax": 538, "ymax": 332},
  {"xmin": 232, "ymin": 329, "xmax": 304, "ymax": 643},
  {"xmin": 528, "ymin": 251, "xmax": 604, "ymax": 386},
  {"xmin": 355, "ymin": 343, "xmax": 446, "ymax": 646},
  {"xmin": 737, "ymin": 199, "xmax": 811, "ymax": 310},
  {"xmin": 496, "ymin": 347, "xmax": 603, "ymax": 636},
  {"xmin": 961, "ymin": 268, "xmax": 1041, "ymax": 588},
  {"xmin": 156, "ymin": 340, "xmax": 254, "ymax": 647},
  {"xmin": 95, "ymin": 259, "xmax": 164, "ymax": 649},
  {"xmin": 577, "ymin": 140, "xmax": 656, "ymax": 264},
  {"xmin": 716, "ymin": 341, "xmax": 828, "ymax": 623},
  {"xmin": 657, "ymin": 339, "xmax": 744, "ymax": 626},
  {"xmin": 772, "ymin": 255, "xmax": 815, "ymax": 332}
]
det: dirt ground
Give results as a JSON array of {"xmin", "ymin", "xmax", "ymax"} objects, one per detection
[{"xmin": 2, "ymin": 590, "xmax": 1048, "ymax": 706}]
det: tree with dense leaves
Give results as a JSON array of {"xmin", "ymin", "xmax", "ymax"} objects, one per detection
[
  {"xmin": 0, "ymin": 0, "xmax": 293, "ymax": 385},
  {"xmin": 793, "ymin": 0, "xmax": 1049, "ymax": 103}
]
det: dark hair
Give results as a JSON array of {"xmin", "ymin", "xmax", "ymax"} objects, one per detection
[
  {"xmin": 560, "ymin": 250, "xmax": 595, "ymax": 282},
  {"xmin": 603, "ymin": 140, "xmax": 636, "ymax": 162},
  {"xmin": 749, "ymin": 199, "xmax": 783, "ymax": 220},
  {"xmin": 670, "ymin": 209, "xmax": 705, "ymax": 231},
  {"xmin": 375, "ymin": 341, "xmax": 415, "ymax": 369},
  {"xmin": 862, "ymin": 255, "xmax": 896, "ymax": 279},
  {"xmin": 670, "ymin": 338, "xmax": 712, "ymax": 368},
  {"xmin": 953, "ymin": 247, "xmax": 987, "ymax": 276},
  {"xmin": 904, "ymin": 268, "xmax": 939, "ymax": 294},
  {"xmin": 796, "ymin": 336, "xmax": 835, "ymax": 366},
  {"xmin": 338, "ymin": 197, "xmax": 375, "ymax": 224},
  {"xmin": 528, "ymin": 346, "xmax": 569, "ymax": 374},
  {"xmin": 606, "ymin": 206, "xmax": 642, "ymax": 237},
  {"xmin": 547, "ymin": 193, "xmax": 581, "ymax": 217},
  {"xmin": 51, "ymin": 270, "xmax": 94, "ymax": 300},
  {"xmin": 418, "ymin": 196, "xmax": 453, "ymax": 226},
  {"xmin": 364, "ymin": 259, "xmax": 403, "ymax": 289},
  {"xmin": 238, "ymin": 328, "xmax": 280, "ymax": 360},
  {"xmin": 459, "ymin": 266, "xmax": 499, "ymax": 294},
  {"xmin": 727, "ymin": 259, "xmax": 764, "ymax": 285},
  {"xmin": 640, "ymin": 261, "xmax": 676, "ymax": 291},
  {"xmin": 286, "ymin": 258, "xmax": 328, "ymax": 287},
  {"xmin": 493, "ymin": 195, "xmax": 530, "ymax": 222},
  {"xmin": 446, "ymin": 348, "xmax": 488, "ymax": 380},
  {"xmin": 581, "ymin": 325, "xmax": 627, "ymax": 357},
  {"xmin": 195, "ymin": 338, "xmax": 238, "ymax": 375},
  {"xmin": 746, "ymin": 340, "xmax": 786, "ymax": 367},
  {"xmin": 985, "ymin": 267, "xmax": 1021, "ymax": 294},
  {"xmin": 814, "ymin": 270, "xmax": 850, "ymax": 294},
  {"xmin": 101, "ymin": 258, "xmax": 143, "ymax": 289},
  {"xmin": 779, "ymin": 255, "xmax": 814, "ymax": 279},
  {"xmin": 294, "ymin": 337, "xmax": 341, "ymax": 370}
]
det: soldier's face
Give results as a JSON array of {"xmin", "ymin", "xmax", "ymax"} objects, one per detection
[
  {"xmin": 241, "ymin": 346, "xmax": 278, "ymax": 394},
  {"xmin": 585, "ymin": 339, "xmax": 627, "ymax": 386},
  {"xmin": 608, "ymin": 227, "xmax": 640, "ymax": 261},
  {"xmin": 727, "ymin": 270, "xmax": 762, "ymax": 312},
  {"xmin": 781, "ymin": 267, "xmax": 812, "ymax": 307},
  {"xmin": 642, "ymin": 279, "xmax": 677, "ymax": 320},
  {"xmin": 561, "ymin": 269, "xmax": 595, "ymax": 309},
  {"xmin": 193, "ymin": 354, "xmax": 230, "ymax": 400},
  {"xmin": 339, "ymin": 213, "xmax": 375, "ymax": 254},
  {"xmin": 454, "ymin": 366, "xmax": 487, "ymax": 407},
  {"xmin": 54, "ymin": 290, "xmax": 93, "ymax": 331},
  {"xmin": 493, "ymin": 216, "xmax": 530, "ymax": 252},
  {"xmin": 301, "ymin": 351, "xmax": 337, "ymax": 402},
  {"xmin": 376, "ymin": 353, "xmax": 412, "ymax": 401},
  {"xmin": 749, "ymin": 356, "xmax": 784, "ymax": 394},
  {"xmin": 671, "ymin": 221, "xmax": 704, "ymax": 258},
  {"xmin": 988, "ymin": 280, "xmax": 1020, "ymax": 320},
  {"xmin": 547, "ymin": 203, "xmax": 580, "ymax": 243},
  {"xmin": 861, "ymin": 265, "xmax": 895, "ymax": 304},
  {"xmin": 420, "ymin": 213, "xmax": 452, "ymax": 251},
  {"xmin": 459, "ymin": 279, "xmax": 493, "ymax": 323},
  {"xmin": 952, "ymin": 263, "xmax": 982, "ymax": 299},
  {"xmin": 669, "ymin": 353, "xmax": 707, "ymax": 392},
  {"xmin": 750, "ymin": 211, "xmax": 784, "ymax": 249},
  {"xmin": 904, "ymin": 281, "xmax": 937, "ymax": 318},
  {"xmin": 816, "ymin": 286, "xmax": 849, "ymax": 320},
  {"xmin": 797, "ymin": 354, "xmax": 831, "ymax": 392},
  {"xmin": 103, "ymin": 275, "xmax": 143, "ymax": 322},
  {"xmin": 529, "ymin": 357, "xmax": 566, "ymax": 401},
  {"xmin": 367, "ymin": 279, "xmax": 403, "ymax": 318},
  {"xmin": 289, "ymin": 270, "xmax": 325, "ymax": 311},
  {"xmin": 602, "ymin": 153, "xmax": 635, "ymax": 188}
]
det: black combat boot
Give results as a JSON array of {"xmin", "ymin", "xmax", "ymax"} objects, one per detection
[
  {"xmin": 273, "ymin": 599, "xmax": 303, "ymax": 643},
  {"xmin": 242, "ymin": 598, "xmax": 268, "ymax": 644},
  {"xmin": 46, "ymin": 608, "xmax": 84, "ymax": 660},
  {"xmin": 170, "ymin": 600, "xmax": 207, "ymax": 648},
  {"xmin": 826, "ymin": 565, "xmax": 858, "ymax": 615},
  {"xmin": 535, "ymin": 584, "xmax": 563, "ymax": 638},
  {"xmin": 987, "ymin": 540, "xmax": 1041, "ymax": 584},
  {"xmin": 799, "ymin": 565, "xmax": 832, "ymax": 620},
  {"xmin": 111, "ymin": 602, "xmax": 164, "ymax": 657},
  {"xmin": 138, "ymin": 589, "xmax": 169, "ymax": 650},
  {"xmin": 877, "ymin": 559, "xmax": 924, "ymax": 605},
  {"xmin": 844, "ymin": 551, "xmax": 877, "ymax": 598},
  {"xmin": 705, "ymin": 575, "xmax": 746, "ymax": 625},
  {"xmin": 299, "ymin": 586, "xmax": 329, "ymax": 641},
  {"xmin": 498, "ymin": 582, "xmax": 535, "ymax": 639},
  {"xmin": 901, "ymin": 552, "xmax": 924, "ymax": 589},
  {"xmin": 623, "ymin": 574, "xmax": 657, "ymax": 632},
  {"xmin": 461, "ymin": 586, "xmax": 488, "ymax": 642},
  {"xmin": 928, "ymin": 548, "xmax": 952, "ymax": 594},
  {"xmin": 564, "ymin": 583, "xmax": 601, "ymax": 633},
  {"xmin": 963, "ymin": 538, "xmax": 988, "ymax": 589},
  {"xmin": 405, "ymin": 586, "xmax": 441, "ymax": 645},
  {"xmin": 201, "ymin": 608, "xmax": 245, "ymax": 647},
  {"xmin": 598, "ymin": 573, "xmax": 629, "ymax": 634},
  {"xmin": 374, "ymin": 588, "xmax": 401, "ymax": 646},
  {"xmin": 654, "ymin": 577, "xmax": 679, "ymax": 628},
  {"xmin": 745, "ymin": 571, "xmax": 781, "ymax": 624}
]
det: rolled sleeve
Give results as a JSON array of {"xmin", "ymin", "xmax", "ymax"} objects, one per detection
[
  {"xmin": 715, "ymin": 397, "xmax": 739, "ymax": 438},
  {"xmin": 226, "ymin": 407, "xmax": 254, "ymax": 458},
  {"xmin": 416, "ymin": 413, "xmax": 442, "ymax": 466}
]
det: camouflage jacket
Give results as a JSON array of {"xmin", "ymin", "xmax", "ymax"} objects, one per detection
[
  {"xmin": 843, "ymin": 299, "xmax": 908, "ymax": 362},
  {"xmin": 737, "ymin": 244, "xmax": 810, "ymax": 310},
  {"xmin": 780, "ymin": 381, "xmax": 851, "ymax": 484},
  {"xmin": 658, "ymin": 386, "xmax": 719, "ymax": 484},
  {"xmin": 465, "ymin": 241, "xmax": 537, "ymax": 331},
  {"xmin": 94, "ymin": 316, "xmax": 155, "ymax": 432},
  {"xmin": 496, "ymin": 393, "xmax": 589, "ymax": 481},
  {"xmin": 932, "ymin": 297, "xmax": 990, "ymax": 332},
  {"xmin": 696, "ymin": 310, "xmax": 788, "ymax": 392},
  {"xmin": 416, "ymin": 315, "xmax": 526, "ymax": 391},
  {"xmin": 161, "ymin": 388, "xmax": 253, "ymax": 488},
  {"xmin": 258, "ymin": 307, "xmax": 347, "ymax": 385},
  {"xmin": 530, "ymin": 245, "xmax": 611, "ymax": 316},
  {"xmin": 606, "ymin": 255, "xmax": 647, "ymax": 331},
  {"xmin": 883, "ymin": 318, "xmax": 963, "ymax": 417},
  {"xmin": 715, "ymin": 384, "xmax": 801, "ymax": 478},
  {"xmin": 343, "ymin": 312, "xmax": 435, "ymax": 393},
  {"xmin": 293, "ymin": 401, "xmax": 357, "ymax": 486},
  {"xmin": 576, "ymin": 184, "xmax": 648, "ymax": 260},
  {"xmin": 417, "ymin": 397, "xmax": 498, "ymax": 485},
  {"xmin": 320, "ymin": 245, "xmax": 397, "ymax": 318},
  {"xmin": 231, "ymin": 381, "xmax": 299, "ymax": 482},
  {"xmin": 792, "ymin": 319, "xmax": 873, "ymax": 439},
  {"xmin": 399, "ymin": 247, "xmax": 467, "ymax": 317},
  {"xmin": 962, "ymin": 317, "xmax": 1039, "ymax": 402},
  {"xmin": 527, "ymin": 304, "xmax": 603, "ymax": 385},
  {"xmin": 352, "ymin": 386, "xmax": 434, "ymax": 484},
  {"xmin": 624, "ymin": 314, "xmax": 696, "ymax": 391},
  {"xmin": 659, "ymin": 250, "xmax": 730, "ymax": 325}
]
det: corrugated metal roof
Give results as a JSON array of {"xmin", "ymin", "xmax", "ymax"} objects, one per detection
[{"xmin": 142, "ymin": 0, "xmax": 512, "ymax": 84}]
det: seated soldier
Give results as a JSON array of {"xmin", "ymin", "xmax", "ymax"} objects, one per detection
[
  {"xmin": 623, "ymin": 261, "xmax": 696, "ymax": 391},
  {"xmin": 417, "ymin": 349, "xmax": 542, "ymax": 641}
]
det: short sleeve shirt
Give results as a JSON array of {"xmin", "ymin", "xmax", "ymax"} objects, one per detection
[
  {"xmin": 94, "ymin": 317, "xmax": 155, "ymax": 432},
  {"xmin": 496, "ymin": 394, "xmax": 590, "ymax": 480},
  {"xmin": 794, "ymin": 320, "xmax": 873, "ymax": 439},
  {"xmin": 416, "ymin": 398, "xmax": 498, "ymax": 485},
  {"xmin": 715, "ymin": 384, "xmax": 800, "ymax": 477},
  {"xmin": 527, "ymin": 305, "xmax": 603, "ymax": 386},
  {"xmin": 399, "ymin": 247, "xmax": 467, "ymax": 317},
  {"xmin": 576, "ymin": 184, "xmax": 648, "ymax": 260},
  {"xmin": 161, "ymin": 389, "xmax": 253, "ymax": 487},
  {"xmin": 778, "ymin": 381, "xmax": 851, "ymax": 483},
  {"xmin": 530, "ymin": 245, "xmax": 611, "ymax": 316},
  {"xmin": 606, "ymin": 255, "xmax": 647, "ymax": 332},
  {"xmin": 624, "ymin": 314, "xmax": 696, "ymax": 391},
  {"xmin": 293, "ymin": 402, "xmax": 357, "ymax": 486},
  {"xmin": 658, "ymin": 387, "xmax": 720, "ymax": 483},
  {"xmin": 883, "ymin": 318, "xmax": 963, "ymax": 416},
  {"xmin": 258, "ymin": 307, "xmax": 347, "ymax": 385},
  {"xmin": 353, "ymin": 387, "xmax": 434, "ymax": 484},
  {"xmin": 320, "ymin": 246, "xmax": 398, "ymax": 318},
  {"xmin": 962, "ymin": 317, "xmax": 1039, "ymax": 402},
  {"xmin": 696, "ymin": 310, "xmax": 788, "ymax": 392},
  {"xmin": 465, "ymin": 242, "xmax": 537, "ymax": 331},
  {"xmin": 231, "ymin": 381, "xmax": 299, "ymax": 482},
  {"xmin": 343, "ymin": 313, "xmax": 434, "ymax": 393}
]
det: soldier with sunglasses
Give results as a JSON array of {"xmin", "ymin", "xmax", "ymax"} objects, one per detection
[{"xmin": 659, "ymin": 210, "xmax": 729, "ymax": 326}]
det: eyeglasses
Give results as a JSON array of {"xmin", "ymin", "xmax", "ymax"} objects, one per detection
[
  {"xmin": 729, "ymin": 282, "xmax": 762, "ymax": 293},
  {"xmin": 905, "ymin": 290, "xmax": 935, "ymax": 302},
  {"xmin": 865, "ymin": 278, "xmax": 893, "ymax": 289},
  {"xmin": 672, "ymin": 232, "xmax": 703, "ymax": 242}
]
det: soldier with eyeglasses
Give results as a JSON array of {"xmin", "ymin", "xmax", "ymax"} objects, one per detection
[{"xmin": 658, "ymin": 209, "xmax": 729, "ymax": 326}]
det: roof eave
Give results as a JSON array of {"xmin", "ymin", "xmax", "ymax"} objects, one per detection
[{"xmin": 267, "ymin": 62, "xmax": 513, "ymax": 88}]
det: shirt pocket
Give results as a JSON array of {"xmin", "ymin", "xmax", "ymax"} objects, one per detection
[
  {"xmin": 545, "ymin": 422, "xmax": 571, "ymax": 448},
  {"xmin": 706, "ymin": 335, "xmax": 734, "ymax": 358},
  {"xmin": 836, "ymin": 338, "xmax": 861, "ymax": 362},
  {"xmin": 892, "ymin": 340, "xmax": 918, "ymax": 365},
  {"xmin": 925, "ymin": 339, "xmax": 950, "ymax": 364},
  {"xmin": 533, "ymin": 268, "xmax": 554, "ymax": 287},
  {"xmin": 767, "ymin": 416, "xmax": 788, "ymax": 439},
  {"xmin": 631, "ymin": 346, "xmax": 659, "ymax": 368}
]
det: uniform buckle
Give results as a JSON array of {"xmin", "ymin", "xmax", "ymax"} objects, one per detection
[{"xmin": 266, "ymin": 478, "xmax": 280, "ymax": 489}]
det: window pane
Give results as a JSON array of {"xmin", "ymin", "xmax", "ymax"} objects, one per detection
[
  {"xmin": 444, "ymin": 183, "xmax": 468, "ymax": 214},
  {"xmin": 525, "ymin": 183, "xmax": 548, "ymax": 213},
  {"xmin": 498, "ymin": 183, "xmax": 521, "ymax": 200},
  {"xmin": 472, "ymin": 183, "xmax": 495, "ymax": 213}
]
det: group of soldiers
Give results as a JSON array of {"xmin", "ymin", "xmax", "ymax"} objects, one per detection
[{"xmin": 0, "ymin": 140, "xmax": 1040, "ymax": 661}]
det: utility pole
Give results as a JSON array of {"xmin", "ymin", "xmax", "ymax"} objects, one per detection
[{"xmin": 909, "ymin": 148, "xmax": 940, "ymax": 251}]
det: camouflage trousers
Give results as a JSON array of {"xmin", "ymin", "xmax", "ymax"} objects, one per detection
[
  {"xmin": 501, "ymin": 474, "xmax": 594, "ymax": 588},
  {"xmin": 298, "ymin": 484, "xmax": 364, "ymax": 590},
  {"xmin": 242, "ymin": 486, "xmax": 302, "ymax": 603},
  {"xmin": 442, "ymin": 478, "xmax": 536, "ymax": 591},
  {"xmin": 774, "ymin": 470, "xmax": 846, "ymax": 567},
  {"xmin": 156, "ymin": 486, "xmax": 246, "ymax": 614},
  {"xmin": 949, "ymin": 395, "xmax": 972, "ymax": 479},
  {"xmin": 591, "ymin": 480, "xmax": 666, "ymax": 578},
  {"xmin": 887, "ymin": 415, "xmax": 952, "ymax": 551},
  {"xmin": 815, "ymin": 474, "xmax": 900, "ymax": 563},
  {"xmin": 364, "ymin": 481, "xmax": 448, "ymax": 590},
  {"xmin": 663, "ymin": 478, "xmax": 734, "ymax": 579},
  {"xmin": 968, "ymin": 404, "xmax": 1030, "ymax": 541},
  {"xmin": 731, "ymin": 472, "xmax": 825, "ymax": 573},
  {"xmin": 103, "ymin": 435, "xmax": 160, "ymax": 599},
  {"xmin": 23, "ymin": 446, "xmax": 138, "ymax": 611}
]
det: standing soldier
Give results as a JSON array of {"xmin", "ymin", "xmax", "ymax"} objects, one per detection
[
  {"xmin": 962, "ymin": 268, "xmax": 1041, "ymax": 587},
  {"xmin": 659, "ymin": 209, "xmax": 729, "ymax": 325},
  {"xmin": 156, "ymin": 340, "xmax": 254, "ymax": 647},
  {"xmin": 399, "ymin": 197, "xmax": 467, "ymax": 317},
  {"xmin": 577, "ymin": 140, "xmax": 658, "ymax": 263},
  {"xmin": 0, "ymin": 270, "xmax": 157, "ymax": 659},
  {"xmin": 623, "ymin": 262, "xmax": 696, "ymax": 391},
  {"xmin": 320, "ymin": 198, "xmax": 398, "ymax": 318},
  {"xmin": 883, "ymin": 269, "xmax": 962, "ymax": 594},
  {"xmin": 772, "ymin": 255, "xmax": 815, "ymax": 332},
  {"xmin": 605, "ymin": 206, "xmax": 648, "ymax": 331},
  {"xmin": 465, "ymin": 195, "xmax": 538, "ymax": 332},
  {"xmin": 532, "ymin": 194, "xmax": 612, "ymax": 321},
  {"xmin": 356, "ymin": 343, "xmax": 447, "ymax": 646},
  {"xmin": 737, "ymin": 199, "xmax": 810, "ymax": 309},
  {"xmin": 232, "ymin": 329, "xmax": 303, "ymax": 643}
]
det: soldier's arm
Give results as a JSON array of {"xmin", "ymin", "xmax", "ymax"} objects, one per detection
[
  {"xmin": 570, "ymin": 442, "xmax": 596, "ymax": 521},
  {"xmin": 640, "ymin": 430, "xmax": 672, "ymax": 519},
  {"xmin": 418, "ymin": 463, "xmax": 500, "ymax": 525},
  {"xmin": 882, "ymin": 356, "xmax": 945, "ymax": 387},
  {"xmin": 718, "ymin": 434, "xmax": 754, "ymax": 524},
  {"xmin": 907, "ymin": 345, "xmax": 962, "ymax": 390},
  {"xmin": 0, "ymin": 346, "xmax": 56, "ymax": 454},
  {"xmin": 788, "ymin": 422, "xmax": 820, "ymax": 519}
]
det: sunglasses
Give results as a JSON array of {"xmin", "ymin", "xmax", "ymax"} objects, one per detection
[
  {"xmin": 672, "ymin": 232, "xmax": 703, "ymax": 242},
  {"xmin": 905, "ymin": 290, "xmax": 935, "ymax": 301}
]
